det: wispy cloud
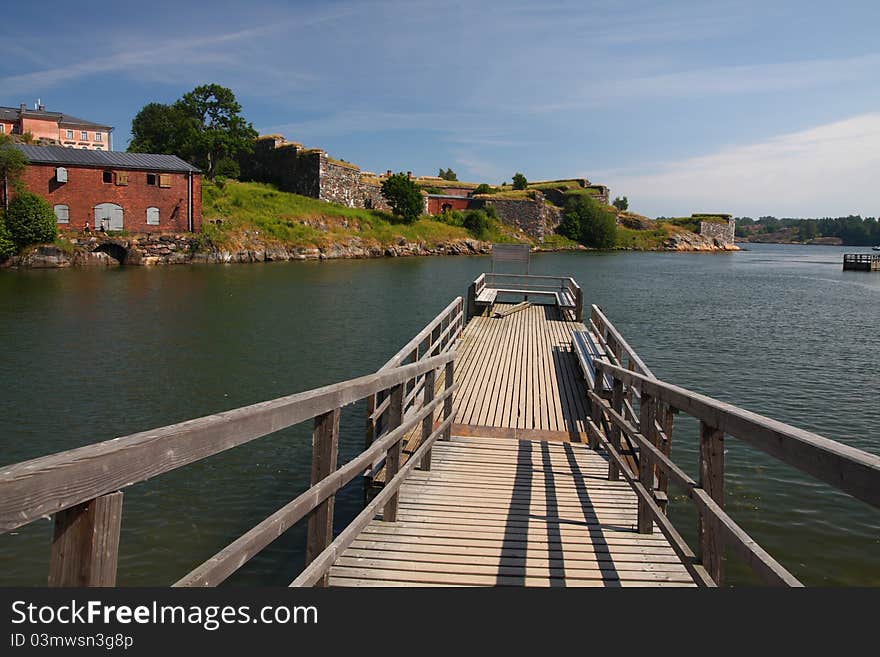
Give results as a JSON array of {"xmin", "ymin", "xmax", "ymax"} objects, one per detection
[
  {"xmin": 599, "ymin": 113, "xmax": 880, "ymax": 217},
  {"xmin": 527, "ymin": 51, "xmax": 880, "ymax": 113}
]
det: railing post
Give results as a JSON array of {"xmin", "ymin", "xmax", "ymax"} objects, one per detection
[
  {"xmin": 698, "ymin": 420, "xmax": 725, "ymax": 585},
  {"xmin": 466, "ymin": 280, "xmax": 477, "ymax": 322},
  {"xmin": 637, "ymin": 392, "xmax": 656, "ymax": 534},
  {"xmin": 383, "ymin": 384, "xmax": 405, "ymax": 522},
  {"xmin": 48, "ymin": 492, "xmax": 123, "ymax": 587},
  {"xmin": 420, "ymin": 368, "xmax": 436, "ymax": 470},
  {"xmin": 657, "ymin": 403, "xmax": 674, "ymax": 508},
  {"xmin": 608, "ymin": 378, "xmax": 624, "ymax": 480},
  {"xmin": 443, "ymin": 360, "xmax": 454, "ymax": 441},
  {"xmin": 305, "ymin": 407, "xmax": 340, "ymax": 587}
]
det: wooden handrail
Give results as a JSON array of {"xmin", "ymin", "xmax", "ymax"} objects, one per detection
[
  {"xmin": 587, "ymin": 389, "xmax": 802, "ymax": 586},
  {"xmin": 594, "ymin": 361, "xmax": 880, "ymax": 509},
  {"xmin": 0, "ymin": 351, "xmax": 456, "ymax": 534},
  {"xmin": 291, "ymin": 413, "xmax": 456, "ymax": 587},
  {"xmin": 175, "ymin": 384, "xmax": 456, "ymax": 587},
  {"xmin": 590, "ymin": 304, "xmax": 653, "ymax": 378}
]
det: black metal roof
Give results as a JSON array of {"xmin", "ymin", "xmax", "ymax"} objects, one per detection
[{"xmin": 13, "ymin": 144, "xmax": 201, "ymax": 173}]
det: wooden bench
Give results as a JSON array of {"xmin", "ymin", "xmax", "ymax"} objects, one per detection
[{"xmin": 572, "ymin": 330, "xmax": 613, "ymax": 396}]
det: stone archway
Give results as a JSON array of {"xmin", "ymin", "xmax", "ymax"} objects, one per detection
[{"xmin": 92, "ymin": 242, "xmax": 128, "ymax": 265}]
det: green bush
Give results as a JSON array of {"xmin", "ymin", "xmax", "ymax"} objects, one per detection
[
  {"xmin": 0, "ymin": 215, "xmax": 15, "ymax": 259},
  {"xmin": 558, "ymin": 195, "xmax": 617, "ymax": 249},
  {"xmin": 462, "ymin": 210, "xmax": 490, "ymax": 239},
  {"xmin": 473, "ymin": 183, "xmax": 493, "ymax": 195},
  {"xmin": 5, "ymin": 191, "xmax": 57, "ymax": 248},
  {"xmin": 484, "ymin": 204, "xmax": 498, "ymax": 220},
  {"xmin": 512, "ymin": 172, "xmax": 527, "ymax": 190}
]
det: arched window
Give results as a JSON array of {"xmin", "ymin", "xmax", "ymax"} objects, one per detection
[
  {"xmin": 53, "ymin": 204, "xmax": 69, "ymax": 224},
  {"xmin": 146, "ymin": 207, "xmax": 160, "ymax": 226}
]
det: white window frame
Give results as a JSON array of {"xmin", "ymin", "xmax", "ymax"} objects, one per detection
[
  {"xmin": 66, "ymin": 129, "xmax": 74, "ymax": 139},
  {"xmin": 146, "ymin": 207, "xmax": 160, "ymax": 226},
  {"xmin": 0, "ymin": 124, "xmax": 4, "ymax": 134},
  {"xmin": 54, "ymin": 204, "xmax": 69, "ymax": 224},
  {"xmin": 80, "ymin": 130, "xmax": 88, "ymax": 140},
  {"xmin": 95, "ymin": 132, "xmax": 102, "ymax": 142}
]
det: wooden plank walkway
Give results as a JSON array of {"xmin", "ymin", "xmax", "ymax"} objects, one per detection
[
  {"xmin": 344, "ymin": 299, "xmax": 696, "ymax": 587},
  {"xmin": 452, "ymin": 303, "xmax": 589, "ymax": 441},
  {"xmin": 328, "ymin": 436, "xmax": 694, "ymax": 587}
]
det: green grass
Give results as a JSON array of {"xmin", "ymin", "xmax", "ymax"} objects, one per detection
[
  {"xmin": 539, "ymin": 233, "xmax": 580, "ymax": 249},
  {"xmin": 615, "ymin": 226, "xmax": 669, "ymax": 250},
  {"xmin": 527, "ymin": 179, "xmax": 584, "ymax": 191},
  {"xmin": 202, "ymin": 180, "xmax": 476, "ymax": 248}
]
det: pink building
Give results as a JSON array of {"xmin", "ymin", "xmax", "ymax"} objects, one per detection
[{"xmin": 0, "ymin": 103, "xmax": 113, "ymax": 150}]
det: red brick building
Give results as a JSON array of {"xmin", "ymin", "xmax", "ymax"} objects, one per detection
[{"xmin": 7, "ymin": 145, "xmax": 201, "ymax": 233}]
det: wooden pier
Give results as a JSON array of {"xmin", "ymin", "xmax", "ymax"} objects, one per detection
[
  {"xmin": 2, "ymin": 257, "xmax": 880, "ymax": 588},
  {"xmin": 843, "ymin": 253, "xmax": 880, "ymax": 271}
]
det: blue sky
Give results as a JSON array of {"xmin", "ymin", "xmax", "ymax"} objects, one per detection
[{"xmin": 2, "ymin": 0, "xmax": 879, "ymax": 217}]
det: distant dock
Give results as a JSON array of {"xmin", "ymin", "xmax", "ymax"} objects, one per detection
[{"xmin": 843, "ymin": 253, "xmax": 880, "ymax": 271}]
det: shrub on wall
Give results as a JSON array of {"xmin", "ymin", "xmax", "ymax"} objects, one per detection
[{"xmin": 5, "ymin": 191, "xmax": 57, "ymax": 248}]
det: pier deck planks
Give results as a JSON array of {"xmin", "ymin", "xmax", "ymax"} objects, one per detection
[
  {"xmin": 329, "ymin": 436, "xmax": 695, "ymax": 587},
  {"xmin": 453, "ymin": 303, "xmax": 589, "ymax": 441},
  {"xmin": 353, "ymin": 302, "xmax": 694, "ymax": 587}
]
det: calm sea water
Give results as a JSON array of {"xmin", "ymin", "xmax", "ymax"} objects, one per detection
[{"xmin": 0, "ymin": 243, "xmax": 877, "ymax": 586}]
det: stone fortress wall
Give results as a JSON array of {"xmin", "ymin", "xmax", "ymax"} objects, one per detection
[{"xmin": 696, "ymin": 215, "xmax": 736, "ymax": 246}]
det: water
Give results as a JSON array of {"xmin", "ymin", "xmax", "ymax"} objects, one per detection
[{"xmin": 1, "ymin": 243, "xmax": 877, "ymax": 586}]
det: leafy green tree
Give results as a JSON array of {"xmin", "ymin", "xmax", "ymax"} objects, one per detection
[
  {"xmin": 612, "ymin": 196, "xmax": 629, "ymax": 211},
  {"xmin": 512, "ymin": 172, "xmax": 527, "ymax": 190},
  {"xmin": 438, "ymin": 168, "xmax": 458, "ymax": 181},
  {"xmin": 0, "ymin": 135, "xmax": 28, "ymax": 212},
  {"xmin": 558, "ymin": 196, "xmax": 617, "ymax": 248},
  {"xmin": 381, "ymin": 172, "xmax": 423, "ymax": 223},
  {"xmin": 129, "ymin": 84, "xmax": 257, "ymax": 178},
  {"xmin": 473, "ymin": 183, "xmax": 493, "ymax": 195},
  {"xmin": 4, "ymin": 191, "xmax": 56, "ymax": 248}
]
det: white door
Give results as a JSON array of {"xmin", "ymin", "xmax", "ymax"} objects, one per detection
[{"xmin": 94, "ymin": 203, "xmax": 123, "ymax": 230}]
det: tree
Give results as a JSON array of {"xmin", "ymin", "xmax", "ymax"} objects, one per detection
[
  {"xmin": 473, "ymin": 183, "xmax": 493, "ymax": 195},
  {"xmin": 381, "ymin": 172, "xmax": 423, "ymax": 223},
  {"xmin": 558, "ymin": 195, "xmax": 617, "ymax": 249},
  {"xmin": 128, "ymin": 84, "xmax": 257, "ymax": 178},
  {"xmin": 4, "ymin": 191, "xmax": 56, "ymax": 248},
  {"xmin": 612, "ymin": 196, "xmax": 629, "ymax": 211},
  {"xmin": 129, "ymin": 102, "xmax": 188, "ymax": 155},
  {"xmin": 512, "ymin": 172, "xmax": 527, "ymax": 190},
  {"xmin": 0, "ymin": 134, "xmax": 27, "ymax": 212},
  {"xmin": 438, "ymin": 168, "xmax": 458, "ymax": 181}
]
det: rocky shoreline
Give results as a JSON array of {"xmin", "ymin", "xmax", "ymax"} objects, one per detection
[{"xmin": 1, "ymin": 230, "xmax": 737, "ymax": 269}]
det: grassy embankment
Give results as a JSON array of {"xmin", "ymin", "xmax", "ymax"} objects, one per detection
[{"xmin": 200, "ymin": 180, "xmax": 530, "ymax": 250}]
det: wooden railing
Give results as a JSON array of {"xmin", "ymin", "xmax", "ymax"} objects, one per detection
[
  {"xmin": 0, "ymin": 310, "xmax": 459, "ymax": 587},
  {"xmin": 583, "ymin": 310, "xmax": 880, "ymax": 587},
  {"xmin": 363, "ymin": 297, "xmax": 464, "ymax": 483},
  {"xmin": 467, "ymin": 273, "xmax": 583, "ymax": 320}
]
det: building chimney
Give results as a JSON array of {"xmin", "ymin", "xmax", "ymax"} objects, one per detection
[
  {"xmin": 38, "ymin": 104, "xmax": 45, "ymax": 112},
  {"xmin": 386, "ymin": 169, "xmax": 392, "ymax": 176},
  {"xmin": 19, "ymin": 103, "xmax": 26, "ymax": 111}
]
